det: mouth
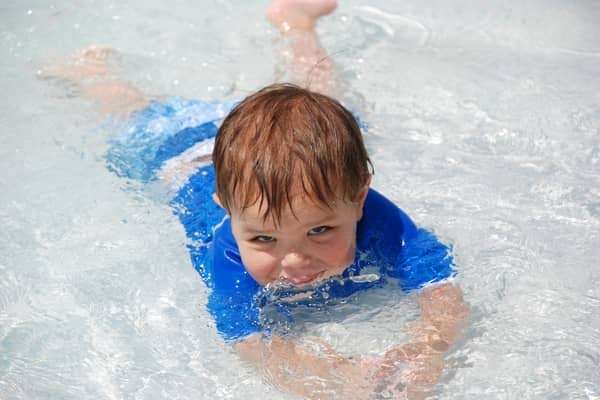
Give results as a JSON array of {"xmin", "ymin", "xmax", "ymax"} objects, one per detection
[{"xmin": 282, "ymin": 271, "xmax": 325, "ymax": 286}]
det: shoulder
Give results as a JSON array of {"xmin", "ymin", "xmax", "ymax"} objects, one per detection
[
  {"xmin": 357, "ymin": 189, "xmax": 417, "ymax": 249},
  {"xmin": 172, "ymin": 167, "xmax": 256, "ymax": 291},
  {"xmin": 207, "ymin": 217, "xmax": 263, "ymax": 341},
  {"xmin": 174, "ymin": 175, "xmax": 261, "ymax": 341},
  {"xmin": 210, "ymin": 218, "xmax": 257, "ymax": 291},
  {"xmin": 356, "ymin": 189, "xmax": 455, "ymax": 290}
]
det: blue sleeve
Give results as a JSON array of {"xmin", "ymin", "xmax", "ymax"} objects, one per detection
[
  {"xmin": 358, "ymin": 189, "xmax": 455, "ymax": 291},
  {"xmin": 207, "ymin": 290, "xmax": 261, "ymax": 341},
  {"xmin": 170, "ymin": 166, "xmax": 225, "ymax": 282},
  {"xmin": 205, "ymin": 219, "xmax": 262, "ymax": 341},
  {"xmin": 171, "ymin": 166, "xmax": 261, "ymax": 342},
  {"xmin": 392, "ymin": 228, "xmax": 455, "ymax": 291},
  {"xmin": 356, "ymin": 189, "xmax": 417, "ymax": 268}
]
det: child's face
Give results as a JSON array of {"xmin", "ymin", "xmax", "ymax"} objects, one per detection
[{"xmin": 228, "ymin": 190, "xmax": 368, "ymax": 287}]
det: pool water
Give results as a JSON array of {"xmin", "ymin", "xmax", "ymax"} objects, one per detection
[{"xmin": 1, "ymin": 0, "xmax": 600, "ymax": 398}]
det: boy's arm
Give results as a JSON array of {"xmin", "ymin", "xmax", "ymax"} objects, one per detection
[
  {"xmin": 376, "ymin": 282, "xmax": 469, "ymax": 398},
  {"xmin": 235, "ymin": 334, "xmax": 377, "ymax": 400},
  {"xmin": 234, "ymin": 283, "xmax": 467, "ymax": 399}
]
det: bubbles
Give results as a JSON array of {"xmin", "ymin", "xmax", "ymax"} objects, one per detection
[{"xmin": 356, "ymin": 5, "xmax": 431, "ymax": 50}]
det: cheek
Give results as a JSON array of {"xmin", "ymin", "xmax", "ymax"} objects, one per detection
[
  {"xmin": 318, "ymin": 230, "xmax": 356, "ymax": 267},
  {"xmin": 238, "ymin": 247, "xmax": 279, "ymax": 285}
]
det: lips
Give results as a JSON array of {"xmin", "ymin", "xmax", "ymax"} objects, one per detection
[{"xmin": 283, "ymin": 271, "xmax": 324, "ymax": 286}]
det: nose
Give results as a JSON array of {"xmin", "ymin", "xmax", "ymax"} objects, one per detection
[
  {"xmin": 281, "ymin": 252, "xmax": 310, "ymax": 271},
  {"xmin": 280, "ymin": 251, "xmax": 323, "ymax": 285}
]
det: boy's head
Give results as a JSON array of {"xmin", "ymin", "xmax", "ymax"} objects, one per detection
[{"xmin": 213, "ymin": 83, "xmax": 372, "ymax": 287}]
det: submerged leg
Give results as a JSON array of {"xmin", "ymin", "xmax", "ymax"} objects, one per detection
[
  {"xmin": 39, "ymin": 46, "xmax": 148, "ymax": 117},
  {"xmin": 267, "ymin": 0, "xmax": 337, "ymax": 31},
  {"xmin": 267, "ymin": 0, "xmax": 339, "ymax": 96}
]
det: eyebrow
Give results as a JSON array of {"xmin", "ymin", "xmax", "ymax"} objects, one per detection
[
  {"xmin": 241, "ymin": 214, "xmax": 337, "ymax": 234},
  {"xmin": 304, "ymin": 214, "xmax": 337, "ymax": 227},
  {"xmin": 243, "ymin": 226, "xmax": 276, "ymax": 234}
]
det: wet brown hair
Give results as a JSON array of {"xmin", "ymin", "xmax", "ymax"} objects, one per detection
[{"xmin": 212, "ymin": 83, "xmax": 373, "ymax": 224}]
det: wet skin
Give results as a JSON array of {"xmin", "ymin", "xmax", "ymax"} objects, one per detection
[{"xmin": 222, "ymin": 188, "xmax": 368, "ymax": 287}]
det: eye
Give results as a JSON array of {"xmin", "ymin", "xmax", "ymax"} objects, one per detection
[
  {"xmin": 252, "ymin": 235, "xmax": 276, "ymax": 243},
  {"xmin": 308, "ymin": 226, "xmax": 332, "ymax": 236}
]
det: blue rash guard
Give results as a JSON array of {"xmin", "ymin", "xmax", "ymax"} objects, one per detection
[{"xmin": 106, "ymin": 98, "xmax": 455, "ymax": 342}]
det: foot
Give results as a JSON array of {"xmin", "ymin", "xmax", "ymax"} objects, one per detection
[{"xmin": 267, "ymin": 0, "xmax": 338, "ymax": 31}]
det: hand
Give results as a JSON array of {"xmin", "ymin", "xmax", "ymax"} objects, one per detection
[{"xmin": 372, "ymin": 342, "xmax": 445, "ymax": 399}]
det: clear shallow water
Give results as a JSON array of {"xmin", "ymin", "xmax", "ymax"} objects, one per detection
[{"xmin": 1, "ymin": 0, "xmax": 600, "ymax": 399}]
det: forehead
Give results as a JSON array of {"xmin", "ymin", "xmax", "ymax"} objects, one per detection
[{"xmin": 229, "ymin": 170, "xmax": 341, "ymax": 222}]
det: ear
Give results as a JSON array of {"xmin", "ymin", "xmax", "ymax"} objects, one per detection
[
  {"xmin": 213, "ymin": 193, "xmax": 234, "ymax": 216},
  {"xmin": 212, "ymin": 193, "xmax": 224, "ymax": 208},
  {"xmin": 355, "ymin": 177, "xmax": 371, "ymax": 220}
]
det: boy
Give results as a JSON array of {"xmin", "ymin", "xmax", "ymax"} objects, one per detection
[
  {"xmin": 45, "ymin": 0, "xmax": 468, "ymax": 398},
  {"xmin": 202, "ymin": 82, "xmax": 467, "ymax": 398}
]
